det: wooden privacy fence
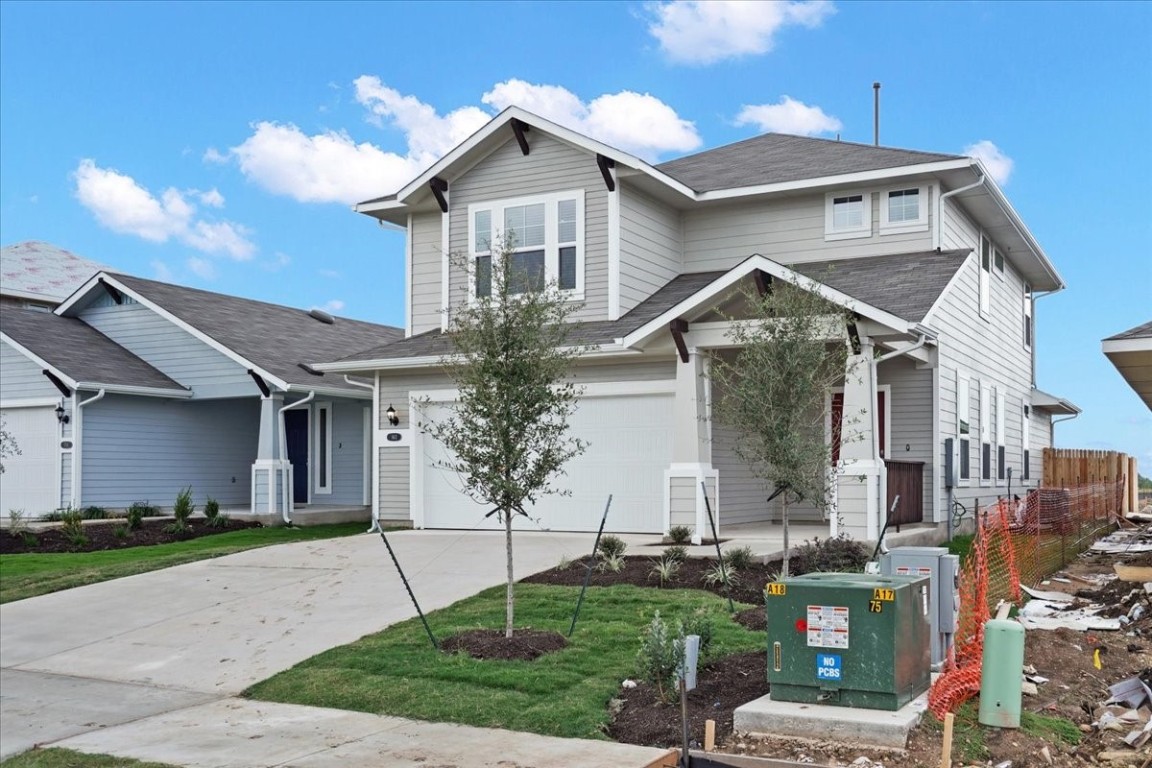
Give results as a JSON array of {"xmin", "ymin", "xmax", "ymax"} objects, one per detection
[{"xmin": 1043, "ymin": 448, "xmax": 1139, "ymax": 513}]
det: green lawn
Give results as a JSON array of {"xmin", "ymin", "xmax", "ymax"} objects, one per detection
[
  {"xmin": 244, "ymin": 583, "xmax": 761, "ymax": 740},
  {"xmin": 0, "ymin": 523, "xmax": 367, "ymax": 603},
  {"xmin": 0, "ymin": 748, "xmax": 179, "ymax": 768}
]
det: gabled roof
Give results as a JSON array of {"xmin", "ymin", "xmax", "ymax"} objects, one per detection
[
  {"xmin": 57, "ymin": 273, "xmax": 401, "ymax": 394},
  {"xmin": 655, "ymin": 134, "xmax": 963, "ymax": 193},
  {"xmin": 1102, "ymin": 320, "xmax": 1152, "ymax": 410},
  {"xmin": 1104, "ymin": 321, "xmax": 1152, "ymax": 343},
  {"xmin": 1, "ymin": 241, "xmax": 110, "ymax": 304},
  {"xmin": 1, "ymin": 305, "xmax": 187, "ymax": 395}
]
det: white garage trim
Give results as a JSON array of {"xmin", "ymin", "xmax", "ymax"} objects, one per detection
[{"xmin": 1, "ymin": 398, "xmax": 60, "ymax": 409}]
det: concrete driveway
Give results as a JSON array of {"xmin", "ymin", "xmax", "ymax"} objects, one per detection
[{"xmin": 0, "ymin": 529, "xmax": 670, "ymax": 766}]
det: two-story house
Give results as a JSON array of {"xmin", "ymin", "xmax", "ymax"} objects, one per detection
[{"xmin": 318, "ymin": 107, "xmax": 1077, "ymax": 543}]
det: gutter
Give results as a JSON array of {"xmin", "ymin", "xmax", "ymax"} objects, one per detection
[
  {"xmin": 285, "ymin": 383, "xmax": 372, "ymax": 400},
  {"xmin": 74, "ymin": 383, "xmax": 192, "ymax": 399},
  {"xmin": 277, "ymin": 392, "xmax": 316, "ymax": 525},
  {"xmin": 935, "ymin": 173, "xmax": 985, "ymax": 251},
  {"xmin": 71, "ymin": 388, "xmax": 106, "ymax": 508}
]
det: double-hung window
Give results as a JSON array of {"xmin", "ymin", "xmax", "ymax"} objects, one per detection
[
  {"xmin": 879, "ymin": 186, "xmax": 929, "ymax": 234},
  {"xmin": 978, "ymin": 234, "xmax": 992, "ymax": 319},
  {"xmin": 980, "ymin": 383, "xmax": 992, "ymax": 483},
  {"xmin": 469, "ymin": 190, "xmax": 584, "ymax": 299},
  {"xmin": 1023, "ymin": 284, "xmax": 1033, "ymax": 350},
  {"xmin": 995, "ymin": 388, "xmax": 1006, "ymax": 483},
  {"xmin": 824, "ymin": 191, "xmax": 872, "ymax": 240},
  {"xmin": 1021, "ymin": 400, "xmax": 1031, "ymax": 482},
  {"xmin": 956, "ymin": 373, "xmax": 971, "ymax": 483}
]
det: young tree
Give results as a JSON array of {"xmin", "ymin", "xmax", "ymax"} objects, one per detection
[
  {"xmin": 420, "ymin": 237, "xmax": 587, "ymax": 638},
  {"xmin": 711, "ymin": 273, "xmax": 858, "ymax": 578}
]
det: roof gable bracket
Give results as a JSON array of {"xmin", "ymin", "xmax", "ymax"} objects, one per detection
[
  {"xmin": 670, "ymin": 318, "xmax": 689, "ymax": 363},
  {"xmin": 429, "ymin": 177, "xmax": 448, "ymax": 213},
  {"xmin": 248, "ymin": 369, "xmax": 271, "ymax": 398},
  {"xmin": 510, "ymin": 118, "xmax": 530, "ymax": 155},
  {"xmin": 99, "ymin": 277, "xmax": 123, "ymax": 305},
  {"xmin": 42, "ymin": 370, "xmax": 72, "ymax": 398},
  {"xmin": 596, "ymin": 154, "xmax": 616, "ymax": 192}
]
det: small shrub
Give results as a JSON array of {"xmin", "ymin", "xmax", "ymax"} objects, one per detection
[
  {"xmin": 61, "ymin": 509, "xmax": 88, "ymax": 549},
  {"xmin": 208, "ymin": 512, "xmax": 230, "ymax": 528},
  {"xmin": 81, "ymin": 505, "xmax": 108, "ymax": 520},
  {"xmin": 20, "ymin": 530, "xmax": 38, "ymax": 548},
  {"xmin": 597, "ymin": 552, "xmax": 625, "ymax": 573},
  {"xmin": 113, "ymin": 523, "xmax": 130, "ymax": 540},
  {"xmin": 7, "ymin": 509, "xmax": 28, "ymax": 535},
  {"xmin": 789, "ymin": 535, "xmax": 870, "ymax": 575},
  {"xmin": 723, "ymin": 545, "xmax": 756, "ymax": 570},
  {"xmin": 649, "ymin": 557, "xmax": 681, "ymax": 587},
  {"xmin": 597, "ymin": 534, "xmax": 626, "ymax": 559},
  {"xmin": 555, "ymin": 554, "xmax": 574, "ymax": 571},
  {"xmin": 204, "ymin": 497, "xmax": 220, "ymax": 520},
  {"xmin": 667, "ymin": 525, "xmax": 692, "ymax": 544},
  {"xmin": 680, "ymin": 610, "xmax": 715, "ymax": 657},
  {"xmin": 637, "ymin": 611, "xmax": 683, "ymax": 703},
  {"xmin": 41, "ymin": 508, "xmax": 66, "ymax": 522},
  {"xmin": 167, "ymin": 486, "xmax": 194, "ymax": 534},
  {"xmin": 662, "ymin": 545, "xmax": 688, "ymax": 563},
  {"xmin": 703, "ymin": 561, "xmax": 739, "ymax": 587}
]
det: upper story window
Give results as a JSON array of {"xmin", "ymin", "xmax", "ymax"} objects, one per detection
[
  {"xmin": 978, "ymin": 234, "xmax": 992, "ymax": 319},
  {"xmin": 1022, "ymin": 284, "xmax": 1033, "ymax": 350},
  {"xmin": 879, "ymin": 186, "xmax": 929, "ymax": 234},
  {"xmin": 824, "ymin": 192, "xmax": 872, "ymax": 241},
  {"xmin": 469, "ymin": 190, "xmax": 584, "ymax": 299}
]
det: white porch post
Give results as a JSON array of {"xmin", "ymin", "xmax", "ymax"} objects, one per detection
[
  {"xmin": 836, "ymin": 338, "xmax": 884, "ymax": 541},
  {"xmin": 251, "ymin": 394, "xmax": 290, "ymax": 519},
  {"xmin": 665, "ymin": 348, "xmax": 717, "ymax": 545}
]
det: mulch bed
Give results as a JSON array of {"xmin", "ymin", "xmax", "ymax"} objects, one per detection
[
  {"xmin": 606, "ymin": 651, "xmax": 768, "ymax": 748},
  {"xmin": 0, "ymin": 517, "xmax": 264, "ymax": 554},
  {"xmin": 441, "ymin": 628, "xmax": 568, "ymax": 661}
]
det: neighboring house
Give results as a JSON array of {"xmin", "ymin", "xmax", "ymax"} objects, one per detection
[
  {"xmin": 1, "ymin": 241, "xmax": 109, "ymax": 310},
  {"xmin": 317, "ymin": 107, "xmax": 1075, "ymax": 542},
  {"xmin": 1103, "ymin": 321, "xmax": 1152, "ymax": 412},
  {"xmin": 0, "ymin": 269, "xmax": 401, "ymax": 520}
]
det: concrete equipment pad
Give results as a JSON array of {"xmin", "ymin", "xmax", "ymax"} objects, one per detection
[{"xmin": 733, "ymin": 692, "xmax": 928, "ymax": 749}]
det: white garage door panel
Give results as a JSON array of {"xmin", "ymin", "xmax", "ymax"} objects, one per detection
[
  {"xmin": 0, "ymin": 407, "xmax": 59, "ymax": 517},
  {"xmin": 421, "ymin": 393, "xmax": 673, "ymax": 533}
]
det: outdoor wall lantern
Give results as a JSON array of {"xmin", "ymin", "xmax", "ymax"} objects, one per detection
[
  {"xmin": 386, "ymin": 404, "xmax": 400, "ymax": 426},
  {"xmin": 55, "ymin": 402, "xmax": 70, "ymax": 424}
]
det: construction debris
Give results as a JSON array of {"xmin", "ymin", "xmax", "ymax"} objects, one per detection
[{"xmin": 1089, "ymin": 524, "xmax": 1152, "ymax": 555}]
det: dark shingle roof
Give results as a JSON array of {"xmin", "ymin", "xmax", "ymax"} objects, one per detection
[
  {"xmin": 1, "ymin": 306, "xmax": 185, "ymax": 391},
  {"xmin": 108, "ymin": 274, "xmax": 402, "ymax": 391},
  {"xmin": 791, "ymin": 249, "xmax": 970, "ymax": 323},
  {"xmin": 656, "ymin": 134, "xmax": 963, "ymax": 193},
  {"xmin": 333, "ymin": 271, "xmax": 725, "ymax": 363},
  {"xmin": 1104, "ymin": 321, "xmax": 1152, "ymax": 342}
]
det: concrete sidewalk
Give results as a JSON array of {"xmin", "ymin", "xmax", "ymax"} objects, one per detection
[{"xmin": 0, "ymin": 529, "xmax": 670, "ymax": 766}]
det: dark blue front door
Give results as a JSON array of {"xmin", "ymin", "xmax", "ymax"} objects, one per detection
[{"xmin": 284, "ymin": 410, "xmax": 308, "ymax": 503}]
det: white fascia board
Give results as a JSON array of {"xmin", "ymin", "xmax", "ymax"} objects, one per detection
[
  {"xmin": 973, "ymin": 161, "xmax": 1065, "ymax": 291},
  {"xmin": 354, "ymin": 197, "xmax": 404, "ymax": 215},
  {"xmin": 693, "ymin": 159, "xmax": 976, "ymax": 203},
  {"xmin": 313, "ymin": 342, "xmax": 640, "ymax": 374},
  {"xmin": 1102, "ymin": 336, "xmax": 1152, "ymax": 355},
  {"xmin": 0, "ymin": 332, "xmax": 78, "ymax": 390},
  {"xmin": 620, "ymin": 254, "xmax": 913, "ymax": 349},
  {"xmin": 74, "ymin": 382, "xmax": 193, "ymax": 399},
  {"xmin": 57, "ymin": 273, "xmax": 291, "ymax": 392},
  {"xmin": 284, "ymin": 383, "xmax": 372, "ymax": 400}
]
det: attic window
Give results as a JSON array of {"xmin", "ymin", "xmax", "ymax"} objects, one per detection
[
  {"xmin": 824, "ymin": 192, "xmax": 871, "ymax": 241},
  {"xmin": 879, "ymin": 185, "xmax": 929, "ymax": 234}
]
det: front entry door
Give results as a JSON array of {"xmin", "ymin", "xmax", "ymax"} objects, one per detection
[{"xmin": 284, "ymin": 409, "xmax": 309, "ymax": 503}]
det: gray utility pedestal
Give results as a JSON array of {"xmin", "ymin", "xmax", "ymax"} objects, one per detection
[{"xmin": 880, "ymin": 546, "xmax": 960, "ymax": 670}]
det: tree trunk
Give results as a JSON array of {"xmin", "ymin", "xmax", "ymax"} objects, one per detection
[
  {"xmin": 781, "ymin": 494, "xmax": 790, "ymax": 579},
  {"xmin": 504, "ymin": 508, "xmax": 514, "ymax": 638}
]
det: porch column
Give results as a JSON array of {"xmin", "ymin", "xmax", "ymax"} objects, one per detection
[
  {"xmin": 836, "ymin": 338, "xmax": 884, "ymax": 542},
  {"xmin": 252, "ymin": 394, "xmax": 290, "ymax": 521},
  {"xmin": 666, "ymin": 348, "xmax": 717, "ymax": 544}
]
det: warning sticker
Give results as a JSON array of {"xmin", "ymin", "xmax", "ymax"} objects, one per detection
[
  {"xmin": 896, "ymin": 566, "xmax": 934, "ymax": 577},
  {"xmin": 806, "ymin": 605, "xmax": 849, "ymax": 649}
]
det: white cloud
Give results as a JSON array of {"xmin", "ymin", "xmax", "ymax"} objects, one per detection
[
  {"xmin": 318, "ymin": 268, "xmax": 341, "ymax": 278},
  {"xmin": 203, "ymin": 147, "xmax": 228, "ymax": 164},
  {"xmin": 647, "ymin": 0, "xmax": 835, "ymax": 65},
  {"xmin": 318, "ymin": 299, "xmax": 345, "ymax": 313},
  {"xmin": 186, "ymin": 256, "xmax": 217, "ymax": 280},
  {"xmin": 964, "ymin": 140, "xmax": 1014, "ymax": 185},
  {"xmin": 482, "ymin": 80, "xmax": 701, "ymax": 160},
  {"xmin": 735, "ymin": 96, "xmax": 842, "ymax": 136},
  {"xmin": 197, "ymin": 188, "xmax": 225, "ymax": 207},
  {"xmin": 73, "ymin": 159, "xmax": 255, "ymax": 259},
  {"xmin": 151, "ymin": 260, "xmax": 174, "ymax": 282},
  {"xmin": 263, "ymin": 252, "xmax": 292, "ymax": 272}
]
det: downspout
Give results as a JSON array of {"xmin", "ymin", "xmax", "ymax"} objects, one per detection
[
  {"xmin": 1031, "ymin": 289, "xmax": 1060, "ymax": 389},
  {"xmin": 343, "ymin": 375, "xmax": 380, "ymax": 532},
  {"xmin": 871, "ymin": 336, "xmax": 929, "ymax": 544},
  {"xmin": 935, "ymin": 174, "xmax": 986, "ymax": 251},
  {"xmin": 71, "ymin": 389, "xmax": 106, "ymax": 508},
  {"xmin": 1050, "ymin": 411, "xmax": 1080, "ymax": 444},
  {"xmin": 278, "ymin": 391, "xmax": 316, "ymax": 525}
]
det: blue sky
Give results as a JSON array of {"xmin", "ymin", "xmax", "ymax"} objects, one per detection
[{"xmin": 1, "ymin": 1, "xmax": 1149, "ymax": 468}]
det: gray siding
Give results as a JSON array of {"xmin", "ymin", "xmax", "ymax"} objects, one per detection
[
  {"xmin": 323, "ymin": 400, "xmax": 368, "ymax": 505},
  {"xmin": 446, "ymin": 134, "xmax": 609, "ymax": 322},
  {"xmin": 60, "ymin": 452, "xmax": 72, "ymax": 508},
  {"xmin": 712, "ymin": 421, "xmax": 770, "ymax": 526},
  {"xmin": 880, "ymin": 356, "xmax": 935, "ymax": 518},
  {"xmin": 1, "ymin": 341, "xmax": 60, "ymax": 400},
  {"xmin": 80, "ymin": 394, "xmax": 259, "ymax": 508},
  {"xmin": 669, "ymin": 476, "xmax": 695, "ymax": 529},
  {"xmin": 79, "ymin": 302, "xmax": 255, "ymax": 398},
  {"xmin": 681, "ymin": 186, "xmax": 935, "ymax": 273},
  {"xmin": 619, "ymin": 184, "xmax": 682, "ymax": 314},
  {"xmin": 378, "ymin": 447, "xmax": 409, "ymax": 521},
  {"xmin": 411, "ymin": 211, "xmax": 443, "ymax": 335}
]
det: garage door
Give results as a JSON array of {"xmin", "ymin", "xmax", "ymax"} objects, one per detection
[
  {"xmin": 0, "ymin": 406, "xmax": 59, "ymax": 518},
  {"xmin": 420, "ymin": 392, "xmax": 673, "ymax": 533}
]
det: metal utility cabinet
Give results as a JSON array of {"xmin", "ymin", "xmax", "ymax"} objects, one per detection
[
  {"xmin": 879, "ymin": 546, "xmax": 960, "ymax": 670},
  {"xmin": 765, "ymin": 572, "xmax": 932, "ymax": 711}
]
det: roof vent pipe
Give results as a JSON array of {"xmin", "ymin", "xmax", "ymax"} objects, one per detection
[
  {"xmin": 873, "ymin": 82, "xmax": 881, "ymax": 146},
  {"xmin": 309, "ymin": 309, "xmax": 335, "ymax": 324}
]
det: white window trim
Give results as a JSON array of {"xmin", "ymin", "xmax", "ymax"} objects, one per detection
[
  {"xmin": 1021, "ymin": 398, "xmax": 1031, "ymax": 483},
  {"xmin": 995, "ymin": 388, "xmax": 1006, "ymax": 485},
  {"xmin": 978, "ymin": 234, "xmax": 992, "ymax": 320},
  {"xmin": 956, "ymin": 371, "xmax": 971, "ymax": 485},
  {"xmin": 1023, "ymin": 284, "xmax": 1033, "ymax": 351},
  {"xmin": 314, "ymin": 401, "xmax": 333, "ymax": 495},
  {"xmin": 467, "ymin": 189, "xmax": 585, "ymax": 301},
  {"xmin": 979, "ymin": 383, "xmax": 992, "ymax": 486},
  {"xmin": 824, "ymin": 191, "xmax": 872, "ymax": 241},
  {"xmin": 879, "ymin": 184, "xmax": 930, "ymax": 235}
]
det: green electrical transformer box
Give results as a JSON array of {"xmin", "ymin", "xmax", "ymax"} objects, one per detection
[{"xmin": 765, "ymin": 572, "xmax": 932, "ymax": 711}]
